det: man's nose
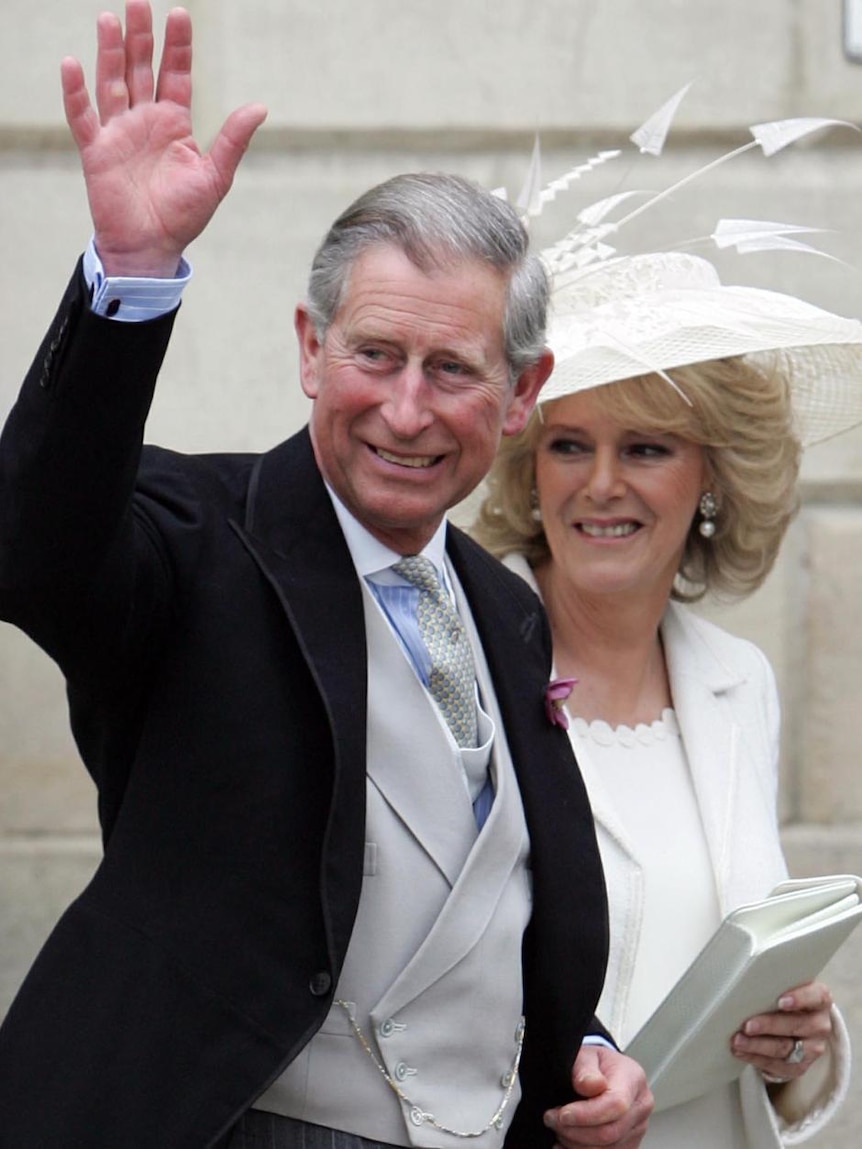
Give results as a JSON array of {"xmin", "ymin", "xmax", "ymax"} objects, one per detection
[{"xmin": 380, "ymin": 365, "xmax": 435, "ymax": 437}]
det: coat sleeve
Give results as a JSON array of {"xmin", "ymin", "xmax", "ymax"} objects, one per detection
[
  {"xmin": 738, "ymin": 1004, "xmax": 853, "ymax": 1145},
  {"xmin": 0, "ymin": 260, "xmax": 177, "ymax": 671}
]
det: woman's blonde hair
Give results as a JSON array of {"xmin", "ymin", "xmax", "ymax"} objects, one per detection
[{"xmin": 473, "ymin": 354, "xmax": 802, "ymax": 602}]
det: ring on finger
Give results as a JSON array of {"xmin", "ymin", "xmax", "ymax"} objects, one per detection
[
  {"xmin": 762, "ymin": 1072, "xmax": 792, "ymax": 1085},
  {"xmin": 785, "ymin": 1038, "xmax": 805, "ymax": 1065}
]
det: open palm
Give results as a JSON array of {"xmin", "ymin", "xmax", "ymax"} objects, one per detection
[{"xmin": 62, "ymin": 2, "xmax": 266, "ymax": 277}]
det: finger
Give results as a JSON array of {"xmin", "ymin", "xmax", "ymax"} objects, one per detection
[
  {"xmin": 552, "ymin": 1093, "xmax": 626, "ymax": 1130},
  {"xmin": 735, "ymin": 1032, "xmax": 803, "ymax": 1061},
  {"xmin": 732, "ymin": 1032, "xmax": 827, "ymax": 1071},
  {"xmin": 123, "ymin": 0, "xmax": 155, "ymax": 106},
  {"xmin": 154, "ymin": 6, "xmax": 194, "ymax": 109},
  {"xmin": 206, "ymin": 104, "xmax": 269, "ymax": 196},
  {"xmin": 547, "ymin": 1099, "xmax": 652, "ymax": 1147},
  {"xmin": 741, "ymin": 1007, "xmax": 833, "ymax": 1042},
  {"xmin": 777, "ymin": 980, "xmax": 833, "ymax": 1013},
  {"xmin": 94, "ymin": 12, "xmax": 130, "ymax": 124},
  {"xmin": 61, "ymin": 57, "xmax": 101, "ymax": 151}
]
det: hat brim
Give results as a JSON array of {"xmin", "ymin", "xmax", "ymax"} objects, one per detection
[{"xmin": 543, "ymin": 283, "xmax": 862, "ymax": 446}]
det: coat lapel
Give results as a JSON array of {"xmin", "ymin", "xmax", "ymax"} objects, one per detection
[
  {"xmin": 229, "ymin": 428, "xmax": 369, "ymax": 965},
  {"xmin": 662, "ymin": 603, "xmax": 749, "ymax": 914}
]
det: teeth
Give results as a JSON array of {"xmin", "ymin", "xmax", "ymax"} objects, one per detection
[
  {"xmin": 580, "ymin": 521, "xmax": 638, "ymax": 538},
  {"xmin": 376, "ymin": 448, "xmax": 437, "ymax": 468}
]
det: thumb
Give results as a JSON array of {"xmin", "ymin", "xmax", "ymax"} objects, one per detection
[
  {"xmin": 208, "ymin": 103, "xmax": 269, "ymax": 195},
  {"xmin": 574, "ymin": 1067, "xmax": 609, "ymax": 1097},
  {"xmin": 572, "ymin": 1050, "xmax": 609, "ymax": 1098}
]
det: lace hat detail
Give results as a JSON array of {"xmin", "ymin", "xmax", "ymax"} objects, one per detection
[{"xmin": 542, "ymin": 251, "xmax": 862, "ymax": 446}]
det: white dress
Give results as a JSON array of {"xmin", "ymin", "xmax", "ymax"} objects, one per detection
[{"xmin": 570, "ymin": 711, "xmax": 747, "ymax": 1149}]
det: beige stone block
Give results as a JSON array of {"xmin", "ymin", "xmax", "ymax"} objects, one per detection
[
  {"xmin": 205, "ymin": 0, "xmax": 794, "ymax": 133},
  {"xmin": 802, "ymin": 428, "xmax": 862, "ymax": 491},
  {"xmin": 693, "ymin": 523, "xmax": 804, "ymax": 825},
  {"xmin": 799, "ymin": 0, "xmax": 862, "ymax": 118},
  {"xmin": 0, "ymin": 2, "xmax": 178, "ymax": 129},
  {"xmin": 781, "ymin": 824, "xmax": 862, "ymax": 1149},
  {"xmin": 0, "ymin": 157, "xmax": 98, "ymax": 419},
  {"xmin": 0, "ymin": 840, "xmax": 100, "ymax": 1018},
  {"xmin": 800, "ymin": 508, "xmax": 862, "ymax": 823},
  {"xmin": 1, "ymin": 1, "xmax": 857, "ymax": 135},
  {"xmin": 0, "ymin": 624, "xmax": 97, "ymax": 836}
]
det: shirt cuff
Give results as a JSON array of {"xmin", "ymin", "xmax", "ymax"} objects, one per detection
[
  {"xmin": 83, "ymin": 238, "xmax": 192, "ymax": 322},
  {"xmin": 581, "ymin": 1035, "xmax": 615, "ymax": 1049}
]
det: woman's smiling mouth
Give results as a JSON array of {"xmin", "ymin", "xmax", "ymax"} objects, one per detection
[{"xmin": 577, "ymin": 520, "xmax": 640, "ymax": 539}]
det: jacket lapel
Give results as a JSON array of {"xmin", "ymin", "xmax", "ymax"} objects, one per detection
[
  {"xmin": 229, "ymin": 427, "xmax": 369, "ymax": 965},
  {"xmin": 662, "ymin": 603, "xmax": 748, "ymax": 913}
]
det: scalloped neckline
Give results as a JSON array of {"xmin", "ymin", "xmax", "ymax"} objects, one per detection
[{"xmin": 569, "ymin": 707, "xmax": 679, "ymax": 747}]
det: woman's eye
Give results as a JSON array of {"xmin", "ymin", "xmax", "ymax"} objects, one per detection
[
  {"xmin": 628, "ymin": 442, "xmax": 670, "ymax": 458},
  {"xmin": 548, "ymin": 437, "xmax": 588, "ymax": 456}
]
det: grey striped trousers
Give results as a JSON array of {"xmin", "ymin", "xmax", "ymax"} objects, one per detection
[{"xmin": 220, "ymin": 1111, "xmax": 406, "ymax": 1149}]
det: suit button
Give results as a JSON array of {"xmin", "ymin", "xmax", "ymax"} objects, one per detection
[
  {"xmin": 379, "ymin": 1018, "xmax": 395, "ymax": 1037},
  {"xmin": 309, "ymin": 970, "xmax": 331, "ymax": 996},
  {"xmin": 394, "ymin": 1061, "xmax": 415, "ymax": 1081}
]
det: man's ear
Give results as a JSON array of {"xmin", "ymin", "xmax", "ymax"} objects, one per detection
[
  {"xmin": 501, "ymin": 348, "xmax": 555, "ymax": 437},
  {"xmin": 295, "ymin": 304, "xmax": 323, "ymax": 399}
]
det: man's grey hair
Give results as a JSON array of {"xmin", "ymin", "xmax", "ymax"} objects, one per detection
[{"xmin": 304, "ymin": 172, "xmax": 550, "ymax": 377}]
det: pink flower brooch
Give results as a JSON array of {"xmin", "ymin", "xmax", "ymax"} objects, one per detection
[{"xmin": 544, "ymin": 677, "xmax": 577, "ymax": 730}]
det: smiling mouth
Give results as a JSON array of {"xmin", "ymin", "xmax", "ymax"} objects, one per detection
[
  {"xmin": 578, "ymin": 521, "xmax": 639, "ymax": 539},
  {"xmin": 374, "ymin": 447, "xmax": 442, "ymax": 469}
]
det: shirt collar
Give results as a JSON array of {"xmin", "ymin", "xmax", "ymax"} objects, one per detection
[{"xmin": 324, "ymin": 482, "xmax": 449, "ymax": 582}]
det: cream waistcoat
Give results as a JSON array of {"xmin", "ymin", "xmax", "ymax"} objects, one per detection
[{"xmin": 257, "ymin": 572, "xmax": 532, "ymax": 1148}]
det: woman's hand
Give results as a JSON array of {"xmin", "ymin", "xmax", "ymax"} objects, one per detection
[{"xmin": 730, "ymin": 980, "xmax": 833, "ymax": 1085}]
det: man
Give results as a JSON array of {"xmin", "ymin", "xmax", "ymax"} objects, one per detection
[{"xmin": 0, "ymin": 4, "xmax": 652, "ymax": 1147}]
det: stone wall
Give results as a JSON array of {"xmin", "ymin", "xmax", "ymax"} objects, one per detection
[{"xmin": 1, "ymin": 2, "xmax": 861, "ymax": 1143}]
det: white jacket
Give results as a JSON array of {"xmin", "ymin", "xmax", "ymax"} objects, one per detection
[{"xmin": 505, "ymin": 555, "xmax": 851, "ymax": 1146}]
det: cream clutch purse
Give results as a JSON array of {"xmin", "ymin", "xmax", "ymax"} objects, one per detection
[{"xmin": 625, "ymin": 874, "xmax": 862, "ymax": 1111}]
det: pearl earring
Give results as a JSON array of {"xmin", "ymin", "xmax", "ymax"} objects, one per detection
[{"xmin": 698, "ymin": 491, "xmax": 717, "ymax": 539}]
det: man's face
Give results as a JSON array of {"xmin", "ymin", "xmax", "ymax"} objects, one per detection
[{"xmin": 296, "ymin": 244, "xmax": 552, "ymax": 554}]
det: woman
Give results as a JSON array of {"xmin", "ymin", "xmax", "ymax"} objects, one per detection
[{"xmin": 473, "ymin": 249, "xmax": 862, "ymax": 1147}]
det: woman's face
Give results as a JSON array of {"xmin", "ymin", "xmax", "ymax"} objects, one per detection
[{"xmin": 534, "ymin": 389, "xmax": 708, "ymax": 602}]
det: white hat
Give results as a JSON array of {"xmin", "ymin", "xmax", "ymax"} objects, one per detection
[
  {"xmin": 506, "ymin": 93, "xmax": 862, "ymax": 446},
  {"xmin": 541, "ymin": 250, "xmax": 862, "ymax": 447}
]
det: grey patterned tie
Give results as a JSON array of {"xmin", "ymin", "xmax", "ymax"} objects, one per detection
[{"xmin": 392, "ymin": 555, "xmax": 478, "ymax": 749}]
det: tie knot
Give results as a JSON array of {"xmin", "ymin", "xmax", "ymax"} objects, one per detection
[{"xmin": 392, "ymin": 554, "xmax": 442, "ymax": 596}]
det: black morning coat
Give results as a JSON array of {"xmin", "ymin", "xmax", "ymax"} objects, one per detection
[{"xmin": 0, "ymin": 264, "xmax": 611, "ymax": 1148}]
